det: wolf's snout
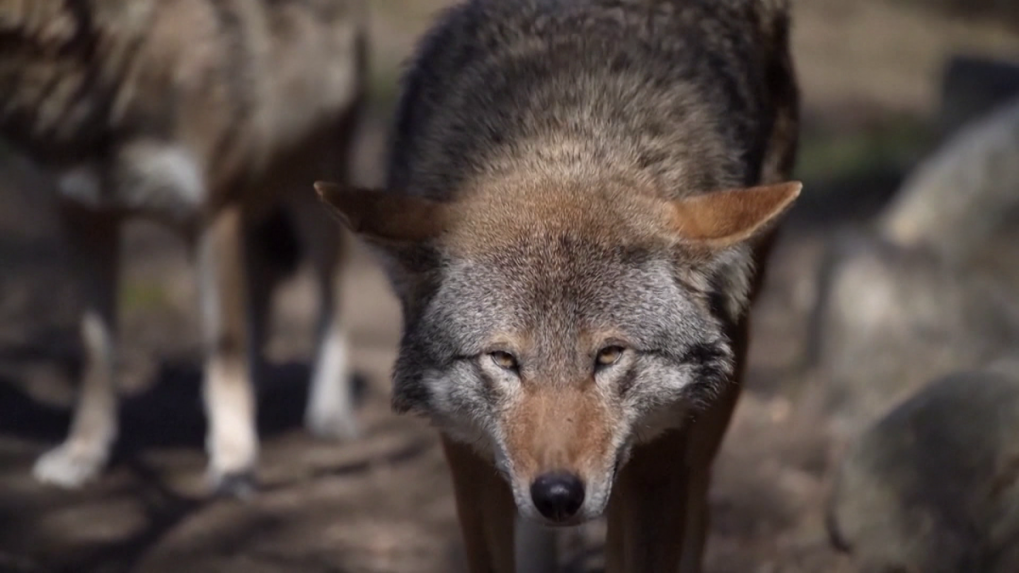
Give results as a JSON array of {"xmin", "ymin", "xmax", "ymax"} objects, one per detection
[{"xmin": 530, "ymin": 472, "xmax": 585, "ymax": 522}]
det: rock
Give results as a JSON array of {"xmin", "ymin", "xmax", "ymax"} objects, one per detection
[
  {"xmin": 809, "ymin": 230, "xmax": 1019, "ymax": 437},
  {"xmin": 878, "ymin": 96, "xmax": 1019, "ymax": 268},
  {"xmin": 807, "ymin": 95, "xmax": 1019, "ymax": 437},
  {"xmin": 827, "ymin": 362, "xmax": 1019, "ymax": 573}
]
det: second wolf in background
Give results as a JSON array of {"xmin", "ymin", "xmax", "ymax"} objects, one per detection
[{"xmin": 0, "ymin": 0, "xmax": 368, "ymax": 495}]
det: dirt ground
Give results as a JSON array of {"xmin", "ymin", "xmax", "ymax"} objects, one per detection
[{"xmin": 2, "ymin": 1, "xmax": 1019, "ymax": 572}]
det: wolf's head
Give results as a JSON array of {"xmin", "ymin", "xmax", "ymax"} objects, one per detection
[{"xmin": 317, "ymin": 175, "xmax": 799, "ymax": 526}]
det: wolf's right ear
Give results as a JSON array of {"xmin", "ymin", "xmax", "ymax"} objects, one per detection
[{"xmin": 315, "ymin": 181, "xmax": 449, "ymax": 244}]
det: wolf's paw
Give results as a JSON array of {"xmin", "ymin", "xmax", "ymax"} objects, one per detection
[
  {"xmin": 33, "ymin": 442, "xmax": 108, "ymax": 488},
  {"xmin": 208, "ymin": 468, "xmax": 258, "ymax": 500},
  {"xmin": 304, "ymin": 405, "xmax": 360, "ymax": 442},
  {"xmin": 206, "ymin": 438, "xmax": 258, "ymax": 499}
]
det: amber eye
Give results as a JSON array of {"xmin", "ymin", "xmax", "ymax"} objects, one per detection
[
  {"xmin": 489, "ymin": 351, "xmax": 519, "ymax": 371},
  {"xmin": 595, "ymin": 346, "xmax": 625, "ymax": 368}
]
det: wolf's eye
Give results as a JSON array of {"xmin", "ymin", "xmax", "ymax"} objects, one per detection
[
  {"xmin": 596, "ymin": 346, "xmax": 624, "ymax": 368},
  {"xmin": 489, "ymin": 351, "xmax": 519, "ymax": 371}
]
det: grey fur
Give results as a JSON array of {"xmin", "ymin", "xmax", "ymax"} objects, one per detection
[
  {"xmin": 383, "ymin": 0, "xmax": 796, "ymax": 417},
  {"xmin": 347, "ymin": 0, "xmax": 798, "ymax": 534}
]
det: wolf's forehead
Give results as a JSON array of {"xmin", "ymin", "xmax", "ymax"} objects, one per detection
[
  {"xmin": 436, "ymin": 244, "xmax": 699, "ymax": 352},
  {"xmin": 445, "ymin": 236, "xmax": 675, "ymax": 317}
]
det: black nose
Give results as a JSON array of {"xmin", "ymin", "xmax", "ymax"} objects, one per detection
[{"xmin": 530, "ymin": 472, "xmax": 585, "ymax": 522}]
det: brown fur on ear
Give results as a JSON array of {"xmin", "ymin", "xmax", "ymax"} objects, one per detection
[
  {"xmin": 670, "ymin": 181, "xmax": 802, "ymax": 247},
  {"xmin": 314, "ymin": 181, "xmax": 448, "ymax": 243}
]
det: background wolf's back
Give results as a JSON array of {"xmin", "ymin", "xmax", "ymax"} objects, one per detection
[{"xmin": 0, "ymin": 0, "xmax": 364, "ymax": 206}]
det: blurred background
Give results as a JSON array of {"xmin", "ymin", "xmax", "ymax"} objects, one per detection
[{"xmin": 2, "ymin": 0, "xmax": 1019, "ymax": 571}]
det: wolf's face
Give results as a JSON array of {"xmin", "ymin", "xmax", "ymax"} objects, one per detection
[
  {"xmin": 407, "ymin": 234, "xmax": 736, "ymax": 524},
  {"xmin": 317, "ymin": 177, "xmax": 800, "ymax": 526}
]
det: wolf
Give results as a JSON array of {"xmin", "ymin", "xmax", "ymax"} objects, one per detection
[
  {"xmin": 318, "ymin": 0, "xmax": 799, "ymax": 570},
  {"xmin": 0, "ymin": 0, "xmax": 367, "ymax": 496}
]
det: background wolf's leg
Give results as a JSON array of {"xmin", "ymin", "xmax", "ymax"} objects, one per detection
[
  {"xmin": 289, "ymin": 192, "xmax": 358, "ymax": 441},
  {"xmin": 33, "ymin": 204, "xmax": 121, "ymax": 488},
  {"xmin": 442, "ymin": 436, "xmax": 517, "ymax": 573},
  {"xmin": 195, "ymin": 205, "xmax": 258, "ymax": 496},
  {"xmin": 241, "ymin": 208, "xmax": 285, "ymax": 393}
]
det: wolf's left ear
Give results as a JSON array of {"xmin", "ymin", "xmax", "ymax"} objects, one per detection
[
  {"xmin": 669, "ymin": 181, "xmax": 802, "ymax": 248},
  {"xmin": 315, "ymin": 181, "xmax": 448, "ymax": 244}
]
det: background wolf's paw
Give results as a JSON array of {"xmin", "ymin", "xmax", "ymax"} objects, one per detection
[
  {"xmin": 32, "ymin": 442, "xmax": 108, "ymax": 489},
  {"xmin": 208, "ymin": 469, "xmax": 258, "ymax": 500},
  {"xmin": 304, "ymin": 368, "xmax": 362, "ymax": 441},
  {"xmin": 304, "ymin": 405, "xmax": 360, "ymax": 442}
]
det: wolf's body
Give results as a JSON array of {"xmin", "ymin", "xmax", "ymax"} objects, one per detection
[
  {"xmin": 319, "ymin": 0, "xmax": 799, "ymax": 570},
  {"xmin": 0, "ymin": 0, "xmax": 367, "ymax": 494}
]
